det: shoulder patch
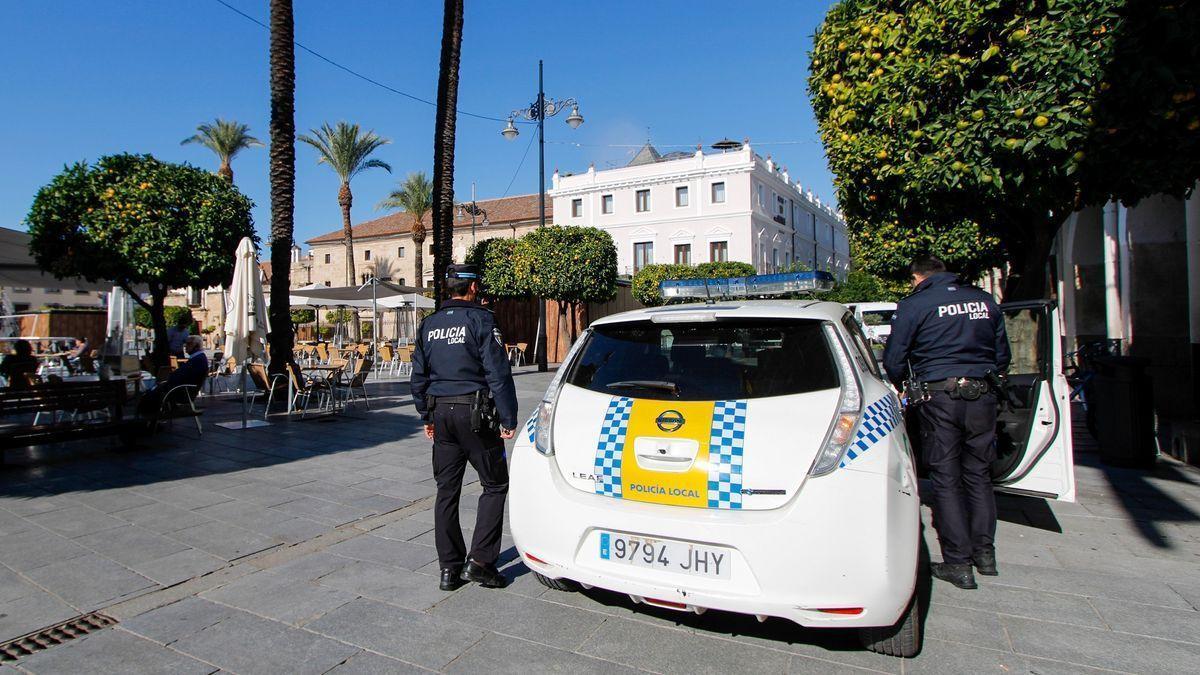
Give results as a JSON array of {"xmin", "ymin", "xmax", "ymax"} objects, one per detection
[{"xmin": 492, "ymin": 327, "xmax": 504, "ymax": 348}]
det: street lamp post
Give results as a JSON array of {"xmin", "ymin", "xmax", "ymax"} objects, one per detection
[{"xmin": 502, "ymin": 59, "xmax": 583, "ymax": 373}]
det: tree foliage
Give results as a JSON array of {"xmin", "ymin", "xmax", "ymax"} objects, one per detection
[
  {"xmin": 378, "ymin": 171, "xmax": 432, "ymax": 288},
  {"xmin": 466, "ymin": 237, "xmax": 523, "ymax": 299},
  {"xmin": 135, "ymin": 306, "xmax": 195, "ymax": 331},
  {"xmin": 512, "ymin": 226, "xmax": 618, "ymax": 305},
  {"xmin": 26, "ymin": 154, "xmax": 255, "ymax": 364},
  {"xmin": 631, "ymin": 261, "xmax": 757, "ymax": 307},
  {"xmin": 180, "ymin": 118, "xmax": 262, "ymax": 183},
  {"xmin": 809, "ymin": 0, "xmax": 1200, "ymax": 299},
  {"xmin": 290, "ymin": 309, "xmax": 315, "ymax": 324},
  {"xmin": 821, "ymin": 269, "xmax": 902, "ymax": 304},
  {"xmin": 851, "ymin": 220, "xmax": 1003, "ymax": 286}
]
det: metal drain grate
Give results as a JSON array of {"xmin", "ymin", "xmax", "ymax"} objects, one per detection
[{"xmin": 0, "ymin": 612, "xmax": 117, "ymax": 661}]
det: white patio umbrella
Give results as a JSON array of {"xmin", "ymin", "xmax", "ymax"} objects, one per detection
[{"xmin": 220, "ymin": 237, "xmax": 269, "ymax": 429}]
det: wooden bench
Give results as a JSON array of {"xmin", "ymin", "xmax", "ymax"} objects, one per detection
[{"xmin": 0, "ymin": 380, "xmax": 137, "ymax": 450}]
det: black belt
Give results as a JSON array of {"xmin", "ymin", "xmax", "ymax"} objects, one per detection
[
  {"xmin": 432, "ymin": 394, "xmax": 476, "ymax": 404},
  {"xmin": 922, "ymin": 377, "xmax": 986, "ymax": 391}
]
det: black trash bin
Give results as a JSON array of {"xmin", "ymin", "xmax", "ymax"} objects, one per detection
[{"xmin": 1090, "ymin": 355, "xmax": 1156, "ymax": 468}]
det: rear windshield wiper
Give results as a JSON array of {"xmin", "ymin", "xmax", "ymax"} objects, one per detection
[{"xmin": 606, "ymin": 380, "xmax": 680, "ymax": 396}]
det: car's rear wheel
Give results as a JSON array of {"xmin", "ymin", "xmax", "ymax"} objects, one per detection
[
  {"xmin": 531, "ymin": 571, "xmax": 581, "ymax": 592},
  {"xmin": 858, "ymin": 591, "xmax": 921, "ymax": 657}
]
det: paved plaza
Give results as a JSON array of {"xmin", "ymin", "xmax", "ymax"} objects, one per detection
[{"xmin": 1, "ymin": 368, "xmax": 1199, "ymax": 674}]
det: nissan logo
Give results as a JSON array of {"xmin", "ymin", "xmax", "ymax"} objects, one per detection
[{"xmin": 655, "ymin": 410, "xmax": 685, "ymax": 432}]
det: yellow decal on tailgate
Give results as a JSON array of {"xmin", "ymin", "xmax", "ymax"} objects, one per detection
[{"xmin": 620, "ymin": 400, "xmax": 715, "ymax": 508}]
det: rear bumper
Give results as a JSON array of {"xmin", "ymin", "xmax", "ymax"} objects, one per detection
[{"xmin": 509, "ymin": 444, "xmax": 920, "ymax": 629}]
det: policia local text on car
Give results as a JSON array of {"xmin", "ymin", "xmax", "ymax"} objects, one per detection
[
  {"xmin": 410, "ymin": 264, "xmax": 518, "ymax": 591},
  {"xmin": 883, "ymin": 256, "xmax": 1011, "ymax": 590}
]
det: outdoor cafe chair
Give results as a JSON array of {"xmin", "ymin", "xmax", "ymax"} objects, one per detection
[
  {"xmin": 153, "ymin": 384, "xmax": 203, "ymax": 438},
  {"xmin": 395, "ymin": 346, "xmax": 415, "ymax": 376},
  {"xmin": 376, "ymin": 344, "xmax": 397, "ymax": 377},
  {"xmin": 337, "ymin": 358, "xmax": 373, "ymax": 410},
  {"xmin": 315, "ymin": 342, "xmax": 330, "ymax": 364},
  {"xmin": 511, "ymin": 342, "xmax": 528, "ymax": 366}
]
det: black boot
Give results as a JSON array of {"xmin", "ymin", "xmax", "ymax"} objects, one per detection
[
  {"xmin": 465, "ymin": 559, "xmax": 507, "ymax": 588},
  {"xmin": 440, "ymin": 566, "xmax": 465, "ymax": 591},
  {"xmin": 931, "ymin": 562, "xmax": 978, "ymax": 590},
  {"xmin": 973, "ymin": 548, "xmax": 998, "ymax": 576}
]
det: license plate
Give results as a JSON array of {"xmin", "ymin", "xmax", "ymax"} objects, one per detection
[{"xmin": 598, "ymin": 531, "xmax": 730, "ymax": 579}]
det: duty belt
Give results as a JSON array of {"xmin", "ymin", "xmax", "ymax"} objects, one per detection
[
  {"xmin": 922, "ymin": 377, "xmax": 987, "ymax": 391},
  {"xmin": 431, "ymin": 394, "xmax": 477, "ymax": 405}
]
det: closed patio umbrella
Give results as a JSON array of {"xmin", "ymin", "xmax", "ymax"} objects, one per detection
[{"xmin": 219, "ymin": 237, "xmax": 269, "ymax": 429}]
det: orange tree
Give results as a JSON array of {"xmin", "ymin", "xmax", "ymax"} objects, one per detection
[
  {"xmin": 512, "ymin": 226, "xmax": 617, "ymax": 347},
  {"xmin": 809, "ymin": 0, "xmax": 1200, "ymax": 299},
  {"xmin": 26, "ymin": 154, "xmax": 255, "ymax": 365}
]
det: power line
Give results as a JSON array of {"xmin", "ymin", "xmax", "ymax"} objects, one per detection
[
  {"xmin": 213, "ymin": 0, "xmax": 516, "ymax": 124},
  {"xmin": 501, "ymin": 130, "xmax": 538, "ymax": 198}
]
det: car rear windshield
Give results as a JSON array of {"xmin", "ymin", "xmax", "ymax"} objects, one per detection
[
  {"xmin": 564, "ymin": 319, "xmax": 840, "ymax": 401},
  {"xmin": 862, "ymin": 310, "xmax": 895, "ymax": 326}
]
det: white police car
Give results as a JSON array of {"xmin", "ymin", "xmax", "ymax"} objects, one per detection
[{"xmin": 509, "ymin": 272, "xmax": 1074, "ymax": 657}]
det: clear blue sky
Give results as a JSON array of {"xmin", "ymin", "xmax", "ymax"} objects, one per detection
[{"xmin": 0, "ymin": 1, "xmax": 837, "ymax": 247}]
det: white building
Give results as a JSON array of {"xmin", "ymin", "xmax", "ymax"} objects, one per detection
[{"xmin": 550, "ymin": 141, "xmax": 849, "ymax": 278}]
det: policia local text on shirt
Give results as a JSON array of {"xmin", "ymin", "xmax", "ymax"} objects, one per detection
[
  {"xmin": 883, "ymin": 256, "xmax": 1011, "ymax": 591},
  {"xmin": 410, "ymin": 264, "xmax": 518, "ymax": 591}
]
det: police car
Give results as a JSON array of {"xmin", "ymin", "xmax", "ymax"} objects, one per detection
[{"xmin": 509, "ymin": 272, "xmax": 1074, "ymax": 657}]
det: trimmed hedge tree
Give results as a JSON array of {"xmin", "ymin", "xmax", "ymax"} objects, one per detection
[
  {"xmin": 512, "ymin": 226, "xmax": 618, "ymax": 346},
  {"xmin": 632, "ymin": 261, "xmax": 757, "ymax": 306},
  {"xmin": 466, "ymin": 236, "xmax": 524, "ymax": 300},
  {"xmin": 809, "ymin": 0, "xmax": 1200, "ymax": 299},
  {"xmin": 27, "ymin": 154, "xmax": 254, "ymax": 366}
]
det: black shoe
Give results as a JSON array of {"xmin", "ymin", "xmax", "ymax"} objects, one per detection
[
  {"xmin": 440, "ymin": 567, "xmax": 465, "ymax": 591},
  {"xmin": 465, "ymin": 560, "xmax": 507, "ymax": 588},
  {"xmin": 973, "ymin": 549, "xmax": 998, "ymax": 576},
  {"xmin": 931, "ymin": 562, "xmax": 978, "ymax": 589}
]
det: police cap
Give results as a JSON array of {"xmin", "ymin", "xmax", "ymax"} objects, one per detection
[{"xmin": 446, "ymin": 264, "xmax": 480, "ymax": 280}]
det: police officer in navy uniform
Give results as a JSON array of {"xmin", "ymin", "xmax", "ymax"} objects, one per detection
[
  {"xmin": 883, "ymin": 256, "xmax": 1011, "ymax": 590},
  {"xmin": 410, "ymin": 264, "xmax": 518, "ymax": 591}
]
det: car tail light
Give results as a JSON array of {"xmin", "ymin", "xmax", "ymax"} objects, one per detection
[
  {"xmin": 809, "ymin": 324, "xmax": 864, "ymax": 477},
  {"xmin": 817, "ymin": 607, "xmax": 864, "ymax": 615},
  {"xmin": 524, "ymin": 553, "xmax": 548, "ymax": 565}
]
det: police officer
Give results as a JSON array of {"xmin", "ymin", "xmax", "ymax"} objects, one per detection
[
  {"xmin": 410, "ymin": 264, "xmax": 518, "ymax": 591},
  {"xmin": 883, "ymin": 256, "xmax": 1010, "ymax": 590}
]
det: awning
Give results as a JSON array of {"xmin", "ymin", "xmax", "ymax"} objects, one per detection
[
  {"xmin": 289, "ymin": 282, "xmax": 433, "ymax": 309},
  {"xmin": 0, "ymin": 227, "xmax": 134, "ymax": 292}
]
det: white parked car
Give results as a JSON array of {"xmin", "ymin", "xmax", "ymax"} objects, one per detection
[
  {"xmin": 847, "ymin": 301, "xmax": 898, "ymax": 343},
  {"xmin": 509, "ymin": 273, "xmax": 1074, "ymax": 658}
]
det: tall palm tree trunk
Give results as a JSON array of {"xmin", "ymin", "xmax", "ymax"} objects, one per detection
[
  {"xmin": 339, "ymin": 181, "xmax": 361, "ymax": 339},
  {"xmin": 267, "ymin": 0, "xmax": 296, "ymax": 375},
  {"xmin": 431, "ymin": 0, "xmax": 464, "ymax": 308},
  {"xmin": 412, "ymin": 228, "xmax": 425, "ymax": 288}
]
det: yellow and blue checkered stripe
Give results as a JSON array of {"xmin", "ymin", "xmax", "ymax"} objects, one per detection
[
  {"xmin": 594, "ymin": 397, "xmax": 633, "ymax": 497},
  {"xmin": 707, "ymin": 400, "xmax": 747, "ymax": 509},
  {"xmin": 841, "ymin": 395, "xmax": 902, "ymax": 467}
]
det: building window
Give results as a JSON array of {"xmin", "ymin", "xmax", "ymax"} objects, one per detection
[
  {"xmin": 633, "ymin": 242, "xmax": 654, "ymax": 273},
  {"xmin": 12, "ymin": 287, "xmax": 30, "ymax": 293},
  {"xmin": 324, "ymin": 253, "xmax": 331, "ymax": 264},
  {"xmin": 673, "ymin": 244, "xmax": 691, "ymax": 265},
  {"xmin": 709, "ymin": 241, "xmax": 728, "ymax": 262},
  {"xmin": 601, "ymin": 194, "xmax": 613, "ymax": 214},
  {"xmin": 399, "ymin": 278, "xmax": 406, "ymax": 286},
  {"xmin": 75, "ymin": 289, "xmax": 90, "ymax": 295},
  {"xmin": 776, "ymin": 195, "xmax": 786, "ymax": 217},
  {"xmin": 711, "ymin": 182, "xmax": 726, "ymax": 203},
  {"xmin": 44, "ymin": 288, "xmax": 61, "ymax": 294},
  {"xmin": 571, "ymin": 198, "xmax": 583, "ymax": 218},
  {"xmin": 757, "ymin": 184, "xmax": 765, "ymax": 208},
  {"xmin": 13, "ymin": 303, "xmax": 29, "ymax": 313},
  {"xmin": 398, "ymin": 246, "xmax": 406, "ymax": 258},
  {"xmin": 364, "ymin": 249, "xmax": 372, "ymax": 261},
  {"xmin": 635, "ymin": 189, "xmax": 650, "ymax": 212},
  {"xmin": 772, "ymin": 249, "xmax": 780, "ymax": 272},
  {"xmin": 324, "ymin": 281, "xmax": 331, "ymax": 286},
  {"xmin": 675, "ymin": 186, "xmax": 689, "ymax": 207}
]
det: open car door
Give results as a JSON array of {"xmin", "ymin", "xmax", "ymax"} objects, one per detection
[{"xmin": 991, "ymin": 300, "xmax": 1076, "ymax": 502}]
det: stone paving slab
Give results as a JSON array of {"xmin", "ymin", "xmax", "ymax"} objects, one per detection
[{"xmin": 3, "ymin": 372, "xmax": 1200, "ymax": 674}]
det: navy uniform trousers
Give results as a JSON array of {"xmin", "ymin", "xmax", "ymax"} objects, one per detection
[
  {"xmin": 432, "ymin": 400, "xmax": 509, "ymax": 568},
  {"xmin": 917, "ymin": 390, "xmax": 999, "ymax": 565}
]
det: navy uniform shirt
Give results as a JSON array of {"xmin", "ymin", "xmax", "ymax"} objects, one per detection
[
  {"xmin": 410, "ymin": 299, "xmax": 518, "ymax": 429},
  {"xmin": 882, "ymin": 272, "xmax": 1011, "ymax": 388}
]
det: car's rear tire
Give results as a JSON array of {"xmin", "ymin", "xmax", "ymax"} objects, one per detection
[
  {"xmin": 531, "ymin": 571, "xmax": 581, "ymax": 592},
  {"xmin": 858, "ymin": 592, "xmax": 921, "ymax": 657}
]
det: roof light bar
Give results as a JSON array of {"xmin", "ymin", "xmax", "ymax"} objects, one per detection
[{"xmin": 659, "ymin": 271, "xmax": 835, "ymax": 302}]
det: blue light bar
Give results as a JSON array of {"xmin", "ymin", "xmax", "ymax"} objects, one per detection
[{"xmin": 659, "ymin": 271, "xmax": 836, "ymax": 301}]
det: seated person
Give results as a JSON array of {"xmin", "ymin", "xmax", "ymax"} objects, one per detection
[
  {"xmin": 0, "ymin": 340, "xmax": 39, "ymax": 388},
  {"xmin": 137, "ymin": 336, "xmax": 208, "ymax": 419},
  {"xmin": 64, "ymin": 336, "xmax": 89, "ymax": 372}
]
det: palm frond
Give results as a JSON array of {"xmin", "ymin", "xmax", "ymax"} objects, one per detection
[
  {"xmin": 300, "ymin": 121, "xmax": 391, "ymax": 183},
  {"xmin": 181, "ymin": 118, "xmax": 263, "ymax": 163}
]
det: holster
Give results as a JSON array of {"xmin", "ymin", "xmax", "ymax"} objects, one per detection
[
  {"xmin": 470, "ymin": 389, "xmax": 499, "ymax": 434},
  {"xmin": 903, "ymin": 379, "xmax": 930, "ymax": 406}
]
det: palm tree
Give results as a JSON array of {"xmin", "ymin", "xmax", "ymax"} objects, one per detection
[
  {"xmin": 181, "ymin": 119, "xmax": 263, "ymax": 184},
  {"xmin": 431, "ymin": 0, "xmax": 464, "ymax": 307},
  {"xmin": 266, "ymin": 0, "xmax": 296, "ymax": 375},
  {"xmin": 377, "ymin": 172, "xmax": 432, "ymax": 288},
  {"xmin": 298, "ymin": 122, "xmax": 392, "ymax": 289},
  {"xmin": 181, "ymin": 118, "xmax": 264, "ymax": 351}
]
